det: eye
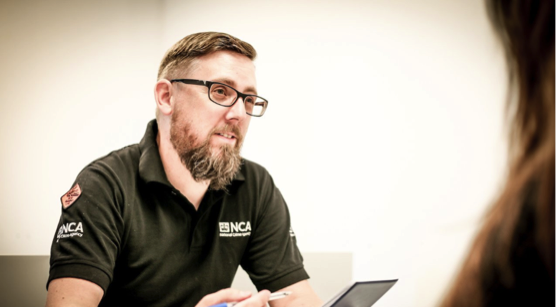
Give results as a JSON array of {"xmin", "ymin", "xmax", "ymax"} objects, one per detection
[
  {"xmin": 244, "ymin": 96, "xmax": 255, "ymax": 104},
  {"xmin": 211, "ymin": 85, "xmax": 232, "ymax": 97},
  {"xmin": 212, "ymin": 86, "xmax": 228, "ymax": 96}
]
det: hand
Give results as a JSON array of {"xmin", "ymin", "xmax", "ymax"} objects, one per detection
[{"xmin": 195, "ymin": 288, "xmax": 271, "ymax": 307}]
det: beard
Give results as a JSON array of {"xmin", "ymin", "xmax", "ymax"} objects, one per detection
[{"xmin": 169, "ymin": 109, "xmax": 243, "ymax": 191}]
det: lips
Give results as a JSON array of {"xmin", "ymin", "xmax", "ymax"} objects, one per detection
[
  {"xmin": 215, "ymin": 132, "xmax": 235, "ymax": 139},
  {"xmin": 211, "ymin": 125, "xmax": 243, "ymax": 146}
]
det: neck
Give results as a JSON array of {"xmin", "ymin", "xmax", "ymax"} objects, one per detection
[{"xmin": 157, "ymin": 132, "xmax": 209, "ymax": 210}]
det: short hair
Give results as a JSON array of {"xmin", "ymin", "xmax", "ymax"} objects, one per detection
[{"xmin": 157, "ymin": 32, "xmax": 257, "ymax": 80}]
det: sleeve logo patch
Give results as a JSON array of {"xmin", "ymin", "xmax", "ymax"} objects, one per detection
[
  {"xmin": 56, "ymin": 222, "xmax": 84, "ymax": 242},
  {"xmin": 61, "ymin": 183, "xmax": 82, "ymax": 209}
]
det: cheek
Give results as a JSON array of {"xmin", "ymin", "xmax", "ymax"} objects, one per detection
[{"xmin": 184, "ymin": 103, "xmax": 212, "ymax": 132}]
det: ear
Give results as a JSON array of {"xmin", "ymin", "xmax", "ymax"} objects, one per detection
[{"xmin": 154, "ymin": 79, "xmax": 173, "ymax": 116}]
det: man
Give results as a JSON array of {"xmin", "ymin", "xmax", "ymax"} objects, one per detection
[{"xmin": 46, "ymin": 32, "xmax": 322, "ymax": 307}]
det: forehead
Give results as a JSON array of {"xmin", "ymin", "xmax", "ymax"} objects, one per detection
[{"xmin": 189, "ymin": 50, "xmax": 257, "ymax": 91}]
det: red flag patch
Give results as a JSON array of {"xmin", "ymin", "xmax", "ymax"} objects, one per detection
[{"xmin": 61, "ymin": 183, "xmax": 82, "ymax": 209}]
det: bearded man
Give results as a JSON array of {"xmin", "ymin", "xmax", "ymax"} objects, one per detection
[{"xmin": 46, "ymin": 32, "xmax": 322, "ymax": 307}]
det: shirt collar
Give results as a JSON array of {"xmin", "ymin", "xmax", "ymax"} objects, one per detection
[{"xmin": 138, "ymin": 119, "xmax": 246, "ymax": 187}]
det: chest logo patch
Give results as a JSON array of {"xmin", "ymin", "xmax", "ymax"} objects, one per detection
[
  {"xmin": 219, "ymin": 221, "xmax": 251, "ymax": 237},
  {"xmin": 61, "ymin": 183, "xmax": 82, "ymax": 209}
]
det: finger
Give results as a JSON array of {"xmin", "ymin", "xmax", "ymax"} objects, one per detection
[
  {"xmin": 234, "ymin": 290, "xmax": 271, "ymax": 307},
  {"xmin": 195, "ymin": 288, "xmax": 252, "ymax": 307}
]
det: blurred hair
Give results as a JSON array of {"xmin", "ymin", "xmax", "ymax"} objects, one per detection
[
  {"xmin": 442, "ymin": 0, "xmax": 554, "ymax": 306},
  {"xmin": 157, "ymin": 32, "xmax": 257, "ymax": 81}
]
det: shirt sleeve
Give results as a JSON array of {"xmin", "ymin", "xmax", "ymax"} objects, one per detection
[
  {"xmin": 47, "ymin": 162, "xmax": 125, "ymax": 293},
  {"xmin": 240, "ymin": 170, "xmax": 309, "ymax": 292}
]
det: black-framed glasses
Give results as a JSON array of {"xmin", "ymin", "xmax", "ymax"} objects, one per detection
[{"xmin": 170, "ymin": 79, "xmax": 269, "ymax": 117}]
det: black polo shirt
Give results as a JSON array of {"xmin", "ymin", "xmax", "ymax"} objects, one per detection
[{"xmin": 48, "ymin": 120, "xmax": 309, "ymax": 306}]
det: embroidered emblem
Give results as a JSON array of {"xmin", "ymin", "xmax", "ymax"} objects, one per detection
[
  {"xmin": 219, "ymin": 221, "xmax": 251, "ymax": 237},
  {"xmin": 289, "ymin": 227, "xmax": 296, "ymax": 237},
  {"xmin": 56, "ymin": 222, "xmax": 84, "ymax": 242},
  {"xmin": 61, "ymin": 183, "xmax": 82, "ymax": 209}
]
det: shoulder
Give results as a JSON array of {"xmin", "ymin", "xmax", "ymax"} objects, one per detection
[
  {"xmin": 239, "ymin": 158, "xmax": 272, "ymax": 180},
  {"xmin": 60, "ymin": 144, "xmax": 142, "ymax": 215},
  {"xmin": 79, "ymin": 144, "xmax": 140, "ymax": 178},
  {"xmin": 232, "ymin": 159, "xmax": 284, "ymax": 208},
  {"xmin": 72, "ymin": 144, "xmax": 141, "ymax": 198}
]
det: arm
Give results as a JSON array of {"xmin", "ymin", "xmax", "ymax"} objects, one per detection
[
  {"xmin": 240, "ymin": 164, "xmax": 318, "ymax": 306},
  {"xmin": 46, "ymin": 278, "xmax": 104, "ymax": 307},
  {"xmin": 269, "ymin": 280, "xmax": 322, "ymax": 307},
  {"xmin": 48, "ymin": 166, "xmax": 124, "ymax": 304}
]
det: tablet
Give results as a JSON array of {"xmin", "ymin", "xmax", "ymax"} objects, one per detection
[{"xmin": 323, "ymin": 279, "xmax": 398, "ymax": 307}]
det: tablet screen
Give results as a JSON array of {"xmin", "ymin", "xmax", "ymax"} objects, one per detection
[{"xmin": 329, "ymin": 279, "xmax": 398, "ymax": 307}]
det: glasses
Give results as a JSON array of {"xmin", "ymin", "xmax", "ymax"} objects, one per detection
[{"xmin": 170, "ymin": 79, "xmax": 269, "ymax": 117}]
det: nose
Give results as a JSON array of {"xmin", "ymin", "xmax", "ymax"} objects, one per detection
[{"xmin": 225, "ymin": 96, "xmax": 247, "ymax": 123}]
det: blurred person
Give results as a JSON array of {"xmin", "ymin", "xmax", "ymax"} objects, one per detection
[
  {"xmin": 442, "ymin": 0, "xmax": 555, "ymax": 306},
  {"xmin": 46, "ymin": 32, "xmax": 322, "ymax": 307}
]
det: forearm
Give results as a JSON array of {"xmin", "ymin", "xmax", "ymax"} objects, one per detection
[
  {"xmin": 269, "ymin": 280, "xmax": 323, "ymax": 307},
  {"xmin": 273, "ymin": 295, "xmax": 323, "ymax": 307}
]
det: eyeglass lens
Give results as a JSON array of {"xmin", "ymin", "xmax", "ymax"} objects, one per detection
[{"xmin": 209, "ymin": 83, "xmax": 266, "ymax": 116}]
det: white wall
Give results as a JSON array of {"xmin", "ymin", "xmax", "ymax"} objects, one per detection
[{"xmin": 0, "ymin": 0, "xmax": 508, "ymax": 306}]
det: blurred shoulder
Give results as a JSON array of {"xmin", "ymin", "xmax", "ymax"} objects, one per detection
[
  {"xmin": 76, "ymin": 144, "xmax": 141, "ymax": 183},
  {"xmin": 240, "ymin": 158, "xmax": 272, "ymax": 180}
]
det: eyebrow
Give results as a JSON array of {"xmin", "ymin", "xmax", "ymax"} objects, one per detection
[{"xmin": 213, "ymin": 78, "xmax": 258, "ymax": 95}]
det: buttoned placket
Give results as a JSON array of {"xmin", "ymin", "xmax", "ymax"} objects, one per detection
[{"xmin": 167, "ymin": 187, "xmax": 224, "ymax": 252}]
